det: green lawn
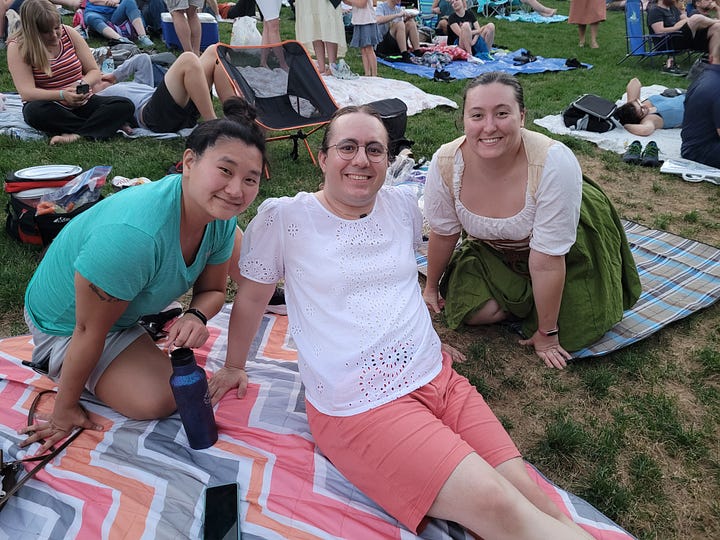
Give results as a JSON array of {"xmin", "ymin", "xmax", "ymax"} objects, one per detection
[{"xmin": 1, "ymin": 5, "xmax": 719, "ymax": 538}]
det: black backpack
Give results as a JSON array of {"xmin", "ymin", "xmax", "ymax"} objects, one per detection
[
  {"xmin": 367, "ymin": 98, "xmax": 414, "ymax": 157},
  {"xmin": 562, "ymin": 94, "xmax": 619, "ymax": 133}
]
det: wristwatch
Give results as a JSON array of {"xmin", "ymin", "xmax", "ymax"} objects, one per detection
[
  {"xmin": 538, "ymin": 328, "xmax": 559, "ymax": 337},
  {"xmin": 184, "ymin": 308, "xmax": 207, "ymax": 326}
]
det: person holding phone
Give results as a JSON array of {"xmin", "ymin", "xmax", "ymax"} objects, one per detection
[{"xmin": 6, "ymin": 0, "xmax": 135, "ymax": 145}]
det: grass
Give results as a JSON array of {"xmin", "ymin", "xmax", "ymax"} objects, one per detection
[{"xmin": 2, "ymin": 5, "xmax": 720, "ymax": 539}]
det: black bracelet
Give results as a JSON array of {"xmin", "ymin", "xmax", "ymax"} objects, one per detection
[{"xmin": 184, "ymin": 308, "xmax": 207, "ymax": 326}]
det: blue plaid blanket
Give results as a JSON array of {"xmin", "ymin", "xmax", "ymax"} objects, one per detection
[{"xmin": 416, "ymin": 220, "xmax": 720, "ymax": 358}]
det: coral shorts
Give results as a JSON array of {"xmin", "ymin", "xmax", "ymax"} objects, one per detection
[{"xmin": 306, "ymin": 352, "xmax": 520, "ymax": 533}]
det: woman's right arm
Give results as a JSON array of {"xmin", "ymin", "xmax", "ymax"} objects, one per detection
[
  {"xmin": 6, "ymin": 41, "xmax": 63, "ymax": 103},
  {"xmin": 625, "ymin": 77, "xmax": 642, "ymax": 103},
  {"xmin": 423, "ymin": 230, "xmax": 460, "ymax": 312},
  {"xmin": 422, "ymin": 154, "xmax": 462, "ymax": 312},
  {"xmin": 19, "ymin": 273, "xmax": 128, "ymax": 454},
  {"xmin": 7, "ymin": 37, "xmax": 86, "ymax": 105}
]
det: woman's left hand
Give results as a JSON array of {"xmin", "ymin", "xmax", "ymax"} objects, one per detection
[
  {"xmin": 165, "ymin": 314, "xmax": 210, "ymax": 349},
  {"xmin": 63, "ymin": 87, "xmax": 91, "ymax": 108},
  {"xmin": 519, "ymin": 331, "xmax": 572, "ymax": 369},
  {"xmin": 441, "ymin": 342, "xmax": 466, "ymax": 363}
]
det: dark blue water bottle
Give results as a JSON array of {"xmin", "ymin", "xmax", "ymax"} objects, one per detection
[{"xmin": 169, "ymin": 348, "xmax": 218, "ymax": 450}]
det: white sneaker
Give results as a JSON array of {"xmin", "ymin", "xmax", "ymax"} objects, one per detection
[
  {"xmin": 330, "ymin": 59, "xmax": 359, "ymax": 80},
  {"xmin": 6, "ymin": 9, "xmax": 20, "ymax": 36}
]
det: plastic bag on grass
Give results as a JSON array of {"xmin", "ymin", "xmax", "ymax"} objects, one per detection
[
  {"xmin": 231, "ymin": 16, "xmax": 262, "ymax": 46},
  {"xmin": 36, "ymin": 166, "xmax": 111, "ymax": 216}
]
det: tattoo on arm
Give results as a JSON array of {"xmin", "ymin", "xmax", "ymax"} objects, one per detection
[{"xmin": 89, "ymin": 283, "xmax": 121, "ymax": 303}]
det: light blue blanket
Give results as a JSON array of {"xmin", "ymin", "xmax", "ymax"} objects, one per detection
[{"xmin": 379, "ymin": 48, "xmax": 591, "ymax": 80}]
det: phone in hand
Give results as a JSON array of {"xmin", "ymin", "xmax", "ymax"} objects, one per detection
[
  {"xmin": 203, "ymin": 482, "xmax": 240, "ymax": 540},
  {"xmin": 76, "ymin": 83, "xmax": 90, "ymax": 95}
]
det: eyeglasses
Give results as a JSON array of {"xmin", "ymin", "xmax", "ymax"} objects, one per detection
[{"xmin": 327, "ymin": 140, "xmax": 388, "ymax": 163}]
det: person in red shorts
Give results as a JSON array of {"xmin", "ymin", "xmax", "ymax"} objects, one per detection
[{"xmin": 210, "ymin": 105, "xmax": 594, "ymax": 540}]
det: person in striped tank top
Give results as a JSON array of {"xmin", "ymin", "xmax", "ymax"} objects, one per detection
[{"xmin": 7, "ymin": 0, "xmax": 135, "ymax": 144}]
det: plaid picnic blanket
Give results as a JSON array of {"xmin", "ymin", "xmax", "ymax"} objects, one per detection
[
  {"xmin": 415, "ymin": 220, "xmax": 720, "ymax": 358},
  {"xmin": 0, "ymin": 308, "xmax": 635, "ymax": 539}
]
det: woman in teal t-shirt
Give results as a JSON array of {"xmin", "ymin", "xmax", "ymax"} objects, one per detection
[{"xmin": 19, "ymin": 97, "xmax": 267, "ymax": 454}]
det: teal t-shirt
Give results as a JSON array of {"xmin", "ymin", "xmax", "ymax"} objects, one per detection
[{"xmin": 25, "ymin": 174, "xmax": 237, "ymax": 335}]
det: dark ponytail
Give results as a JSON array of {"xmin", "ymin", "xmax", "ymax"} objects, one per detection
[{"xmin": 185, "ymin": 96, "xmax": 267, "ymax": 167}]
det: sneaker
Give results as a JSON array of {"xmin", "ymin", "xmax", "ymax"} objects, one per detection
[
  {"xmin": 640, "ymin": 141, "xmax": 662, "ymax": 167},
  {"xmin": 137, "ymin": 34, "xmax": 154, "ymax": 48},
  {"xmin": 265, "ymin": 287, "xmax": 287, "ymax": 315},
  {"xmin": 109, "ymin": 36, "xmax": 134, "ymax": 46},
  {"xmin": 329, "ymin": 59, "xmax": 359, "ymax": 80},
  {"xmin": 5, "ymin": 9, "xmax": 20, "ymax": 36},
  {"xmin": 433, "ymin": 68, "xmax": 455, "ymax": 82},
  {"xmin": 622, "ymin": 140, "xmax": 643, "ymax": 164},
  {"xmin": 399, "ymin": 51, "xmax": 414, "ymax": 64},
  {"xmin": 661, "ymin": 64, "xmax": 687, "ymax": 77}
]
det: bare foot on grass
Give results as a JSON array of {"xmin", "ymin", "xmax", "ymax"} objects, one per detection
[{"xmin": 49, "ymin": 133, "xmax": 81, "ymax": 146}]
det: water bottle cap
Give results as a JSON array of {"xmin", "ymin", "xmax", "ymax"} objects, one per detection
[{"xmin": 170, "ymin": 347, "xmax": 195, "ymax": 367}]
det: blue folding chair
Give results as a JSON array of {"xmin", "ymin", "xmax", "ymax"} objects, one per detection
[
  {"xmin": 417, "ymin": 0, "xmax": 439, "ymax": 28},
  {"xmin": 618, "ymin": 0, "xmax": 686, "ymax": 64},
  {"xmin": 475, "ymin": 0, "xmax": 512, "ymax": 17}
]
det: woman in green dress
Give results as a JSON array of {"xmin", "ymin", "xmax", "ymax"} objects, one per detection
[{"xmin": 422, "ymin": 72, "xmax": 641, "ymax": 368}]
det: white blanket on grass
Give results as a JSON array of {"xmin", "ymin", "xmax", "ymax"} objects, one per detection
[
  {"xmin": 533, "ymin": 84, "xmax": 720, "ymax": 182},
  {"xmin": 534, "ymin": 85, "xmax": 682, "ymax": 160},
  {"xmin": 321, "ymin": 75, "xmax": 458, "ymax": 115}
]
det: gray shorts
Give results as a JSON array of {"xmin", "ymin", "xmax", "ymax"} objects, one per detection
[
  {"xmin": 165, "ymin": 0, "xmax": 205, "ymax": 12},
  {"xmin": 24, "ymin": 308, "xmax": 146, "ymax": 394}
]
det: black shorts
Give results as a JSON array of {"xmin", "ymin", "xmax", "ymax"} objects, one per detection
[
  {"xmin": 375, "ymin": 31, "xmax": 401, "ymax": 57},
  {"xmin": 668, "ymin": 23, "xmax": 709, "ymax": 52},
  {"xmin": 140, "ymin": 79, "xmax": 200, "ymax": 133}
]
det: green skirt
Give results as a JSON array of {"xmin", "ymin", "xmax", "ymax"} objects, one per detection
[{"xmin": 440, "ymin": 176, "xmax": 642, "ymax": 352}]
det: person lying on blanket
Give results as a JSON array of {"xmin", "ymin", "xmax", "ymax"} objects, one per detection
[
  {"xmin": 209, "ymin": 105, "xmax": 594, "ymax": 540},
  {"xmin": 614, "ymin": 77, "xmax": 685, "ymax": 136},
  {"xmin": 422, "ymin": 72, "xmax": 641, "ymax": 368},
  {"xmin": 18, "ymin": 99, "xmax": 266, "ymax": 454},
  {"xmin": 94, "ymin": 45, "xmax": 235, "ymax": 133},
  {"xmin": 6, "ymin": 0, "xmax": 135, "ymax": 145},
  {"xmin": 447, "ymin": 0, "xmax": 495, "ymax": 57}
]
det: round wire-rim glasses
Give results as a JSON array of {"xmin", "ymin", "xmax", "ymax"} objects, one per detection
[{"xmin": 327, "ymin": 140, "xmax": 388, "ymax": 163}]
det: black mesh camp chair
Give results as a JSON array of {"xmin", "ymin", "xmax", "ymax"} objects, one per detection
[{"xmin": 215, "ymin": 41, "xmax": 339, "ymax": 165}]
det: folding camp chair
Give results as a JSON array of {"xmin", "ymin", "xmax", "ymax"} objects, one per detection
[
  {"xmin": 618, "ymin": 0, "xmax": 688, "ymax": 64},
  {"xmin": 417, "ymin": 0, "xmax": 439, "ymax": 29},
  {"xmin": 475, "ymin": 0, "xmax": 511, "ymax": 17},
  {"xmin": 215, "ymin": 41, "xmax": 339, "ymax": 166}
]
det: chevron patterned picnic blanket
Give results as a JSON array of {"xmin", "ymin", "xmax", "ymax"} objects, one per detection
[
  {"xmin": 415, "ymin": 220, "xmax": 720, "ymax": 359},
  {"xmin": 0, "ymin": 305, "xmax": 635, "ymax": 539}
]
